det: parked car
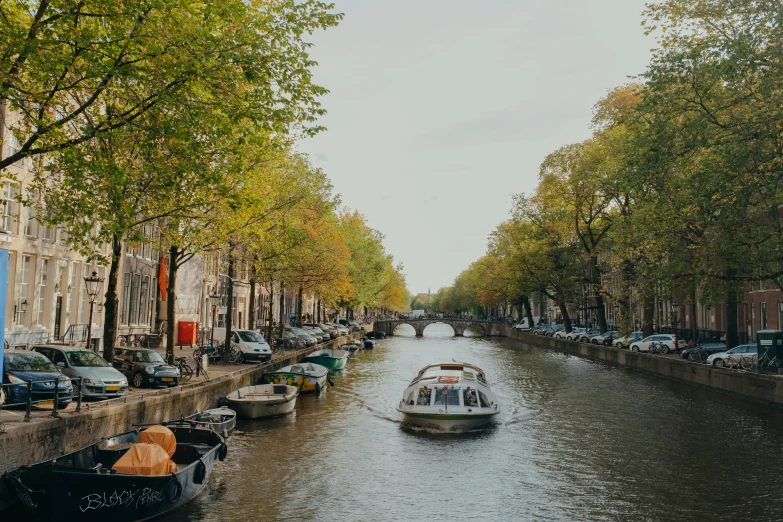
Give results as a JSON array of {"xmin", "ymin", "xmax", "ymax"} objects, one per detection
[
  {"xmin": 2, "ymin": 350, "xmax": 73, "ymax": 408},
  {"xmin": 212, "ymin": 328, "xmax": 272, "ymax": 363},
  {"xmin": 630, "ymin": 334, "xmax": 678, "ymax": 354},
  {"xmin": 513, "ymin": 317, "xmax": 537, "ymax": 331},
  {"xmin": 545, "ymin": 325, "xmax": 564, "ymax": 337},
  {"xmin": 32, "ymin": 345, "xmax": 128, "ymax": 398},
  {"xmin": 274, "ymin": 329, "xmax": 304, "ymax": 349},
  {"xmin": 339, "ymin": 319, "xmax": 364, "ymax": 332},
  {"xmin": 553, "ymin": 327, "xmax": 571, "ymax": 339},
  {"xmin": 287, "ymin": 327, "xmax": 317, "ymax": 347},
  {"xmin": 327, "ymin": 323, "xmax": 350, "ymax": 336},
  {"xmin": 614, "ymin": 331, "xmax": 644, "ymax": 349},
  {"xmin": 302, "ymin": 326, "xmax": 329, "ymax": 343},
  {"xmin": 578, "ymin": 329, "xmax": 600, "ymax": 343},
  {"xmin": 706, "ymin": 344, "xmax": 757, "ymax": 368},
  {"xmin": 307, "ymin": 323, "xmax": 339, "ymax": 339},
  {"xmin": 532, "ymin": 325, "xmax": 552, "ymax": 335},
  {"xmin": 680, "ymin": 342, "xmax": 727, "ymax": 362},
  {"xmin": 112, "ymin": 348, "xmax": 180, "ymax": 388},
  {"xmin": 591, "ymin": 331, "xmax": 619, "ymax": 346},
  {"xmin": 565, "ymin": 328, "xmax": 587, "ymax": 341}
]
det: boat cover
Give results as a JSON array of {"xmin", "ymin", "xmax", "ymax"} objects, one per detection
[
  {"xmin": 139, "ymin": 425, "xmax": 177, "ymax": 457},
  {"xmin": 111, "ymin": 443, "xmax": 178, "ymax": 475}
]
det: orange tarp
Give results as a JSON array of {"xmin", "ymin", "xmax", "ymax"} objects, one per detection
[
  {"xmin": 139, "ymin": 425, "xmax": 177, "ymax": 457},
  {"xmin": 111, "ymin": 443, "xmax": 177, "ymax": 476}
]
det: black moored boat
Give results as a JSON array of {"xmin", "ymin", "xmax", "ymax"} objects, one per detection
[{"xmin": 5, "ymin": 426, "xmax": 226, "ymax": 522}]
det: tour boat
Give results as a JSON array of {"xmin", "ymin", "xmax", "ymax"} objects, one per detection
[
  {"xmin": 225, "ymin": 384, "xmax": 298, "ymax": 419},
  {"xmin": 265, "ymin": 363, "xmax": 329, "ymax": 394},
  {"xmin": 304, "ymin": 348, "xmax": 348, "ymax": 371},
  {"xmin": 397, "ymin": 362, "xmax": 500, "ymax": 431},
  {"xmin": 6, "ymin": 425, "xmax": 226, "ymax": 522}
]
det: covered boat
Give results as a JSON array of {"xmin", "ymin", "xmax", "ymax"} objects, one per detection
[
  {"xmin": 343, "ymin": 343, "xmax": 363, "ymax": 356},
  {"xmin": 265, "ymin": 363, "xmax": 329, "ymax": 394},
  {"xmin": 225, "ymin": 384, "xmax": 298, "ymax": 419},
  {"xmin": 5, "ymin": 425, "xmax": 226, "ymax": 522},
  {"xmin": 397, "ymin": 362, "xmax": 500, "ymax": 431},
  {"xmin": 166, "ymin": 408, "xmax": 237, "ymax": 439},
  {"xmin": 304, "ymin": 348, "xmax": 348, "ymax": 371}
]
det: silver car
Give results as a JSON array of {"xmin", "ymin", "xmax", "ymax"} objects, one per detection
[{"xmin": 32, "ymin": 345, "xmax": 128, "ymax": 398}]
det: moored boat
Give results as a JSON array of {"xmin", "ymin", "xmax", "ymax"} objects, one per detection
[
  {"xmin": 344, "ymin": 343, "xmax": 363, "ymax": 356},
  {"xmin": 265, "ymin": 363, "xmax": 329, "ymax": 394},
  {"xmin": 304, "ymin": 348, "xmax": 348, "ymax": 371},
  {"xmin": 166, "ymin": 408, "xmax": 237, "ymax": 438},
  {"xmin": 226, "ymin": 384, "xmax": 298, "ymax": 419},
  {"xmin": 397, "ymin": 362, "xmax": 499, "ymax": 431},
  {"xmin": 5, "ymin": 425, "xmax": 226, "ymax": 522}
]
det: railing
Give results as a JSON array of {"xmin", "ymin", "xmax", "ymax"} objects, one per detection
[
  {"xmin": 0, "ymin": 377, "xmax": 83, "ymax": 422},
  {"xmin": 62, "ymin": 324, "xmax": 89, "ymax": 344}
]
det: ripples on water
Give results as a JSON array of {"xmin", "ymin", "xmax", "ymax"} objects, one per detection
[{"xmin": 167, "ymin": 324, "xmax": 783, "ymax": 521}]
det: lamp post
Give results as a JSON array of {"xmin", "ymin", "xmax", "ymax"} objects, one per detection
[
  {"xmin": 83, "ymin": 271, "xmax": 104, "ymax": 352},
  {"xmin": 209, "ymin": 290, "xmax": 221, "ymax": 348},
  {"xmin": 13, "ymin": 299, "xmax": 28, "ymax": 322}
]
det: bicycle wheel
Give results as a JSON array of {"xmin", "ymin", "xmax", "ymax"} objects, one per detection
[
  {"xmin": 179, "ymin": 364, "xmax": 193, "ymax": 381},
  {"xmin": 230, "ymin": 344, "xmax": 243, "ymax": 363}
]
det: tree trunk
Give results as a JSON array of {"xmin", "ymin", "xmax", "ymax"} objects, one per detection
[
  {"xmin": 317, "ymin": 299, "xmax": 321, "ymax": 322},
  {"xmin": 522, "ymin": 297, "xmax": 534, "ymax": 327},
  {"xmin": 165, "ymin": 245, "xmax": 179, "ymax": 365},
  {"xmin": 296, "ymin": 286, "xmax": 303, "ymax": 326},
  {"xmin": 690, "ymin": 285, "xmax": 698, "ymax": 342},
  {"xmin": 248, "ymin": 277, "xmax": 256, "ymax": 331},
  {"xmin": 267, "ymin": 283, "xmax": 274, "ymax": 342},
  {"xmin": 558, "ymin": 301, "xmax": 572, "ymax": 333},
  {"xmin": 726, "ymin": 273, "xmax": 739, "ymax": 349},
  {"xmin": 102, "ymin": 234, "xmax": 122, "ymax": 363},
  {"xmin": 225, "ymin": 249, "xmax": 234, "ymax": 357},
  {"xmin": 278, "ymin": 283, "xmax": 285, "ymax": 339},
  {"xmin": 642, "ymin": 291, "xmax": 655, "ymax": 337}
]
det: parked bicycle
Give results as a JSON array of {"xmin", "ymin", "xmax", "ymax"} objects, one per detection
[
  {"xmin": 175, "ymin": 357, "xmax": 193, "ymax": 381},
  {"xmin": 650, "ymin": 341, "xmax": 669, "ymax": 355}
]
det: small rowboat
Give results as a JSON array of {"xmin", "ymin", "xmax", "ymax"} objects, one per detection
[
  {"xmin": 226, "ymin": 384, "xmax": 298, "ymax": 419},
  {"xmin": 166, "ymin": 408, "xmax": 237, "ymax": 438},
  {"xmin": 344, "ymin": 343, "xmax": 363, "ymax": 356},
  {"xmin": 304, "ymin": 348, "xmax": 348, "ymax": 371},
  {"xmin": 6, "ymin": 425, "xmax": 226, "ymax": 522},
  {"xmin": 265, "ymin": 363, "xmax": 329, "ymax": 395}
]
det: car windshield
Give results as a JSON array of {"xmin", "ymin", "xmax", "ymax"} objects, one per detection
[
  {"xmin": 292, "ymin": 328, "xmax": 309, "ymax": 336},
  {"xmin": 5, "ymin": 353, "xmax": 58, "ymax": 372},
  {"xmin": 238, "ymin": 331, "xmax": 266, "ymax": 343},
  {"xmin": 309, "ymin": 327, "xmax": 324, "ymax": 334},
  {"xmin": 134, "ymin": 351, "xmax": 165, "ymax": 363},
  {"xmin": 283, "ymin": 330, "xmax": 298, "ymax": 339},
  {"xmin": 67, "ymin": 351, "xmax": 109, "ymax": 367}
]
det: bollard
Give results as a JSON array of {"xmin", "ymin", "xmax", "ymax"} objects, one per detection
[
  {"xmin": 51, "ymin": 379, "xmax": 60, "ymax": 418},
  {"xmin": 24, "ymin": 380, "xmax": 32, "ymax": 422},
  {"xmin": 76, "ymin": 377, "xmax": 83, "ymax": 413}
]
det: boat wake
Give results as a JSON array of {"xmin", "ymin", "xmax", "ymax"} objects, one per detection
[{"xmin": 503, "ymin": 409, "xmax": 537, "ymax": 425}]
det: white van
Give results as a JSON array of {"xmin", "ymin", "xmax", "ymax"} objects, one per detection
[
  {"xmin": 513, "ymin": 317, "xmax": 540, "ymax": 331},
  {"xmin": 212, "ymin": 328, "xmax": 272, "ymax": 363}
]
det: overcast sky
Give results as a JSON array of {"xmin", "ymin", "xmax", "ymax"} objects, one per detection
[{"xmin": 299, "ymin": 0, "xmax": 653, "ymax": 294}]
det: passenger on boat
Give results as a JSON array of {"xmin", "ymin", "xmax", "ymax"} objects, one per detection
[
  {"xmin": 417, "ymin": 388, "xmax": 431, "ymax": 405},
  {"xmin": 464, "ymin": 388, "xmax": 478, "ymax": 407}
]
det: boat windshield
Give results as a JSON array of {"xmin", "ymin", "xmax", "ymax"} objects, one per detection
[
  {"xmin": 238, "ymin": 331, "xmax": 266, "ymax": 343},
  {"xmin": 434, "ymin": 387, "xmax": 460, "ymax": 406},
  {"xmin": 291, "ymin": 365, "xmax": 303, "ymax": 373},
  {"xmin": 416, "ymin": 387, "xmax": 431, "ymax": 406},
  {"xmin": 478, "ymin": 391, "xmax": 491, "ymax": 408}
]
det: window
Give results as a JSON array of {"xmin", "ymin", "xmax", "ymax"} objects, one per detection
[
  {"xmin": 139, "ymin": 276, "xmax": 150, "ymax": 326},
  {"xmin": 478, "ymin": 391, "xmax": 491, "ymax": 408},
  {"xmin": 130, "ymin": 273, "xmax": 141, "ymax": 324},
  {"xmin": 23, "ymin": 206, "xmax": 36, "ymax": 237},
  {"xmin": 36, "ymin": 258, "xmax": 48, "ymax": 325},
  {"xmin": 761, "ymin": 303, "xmax": 768, "ymax": 330},
  {"xmin": 2, "ymin": 183, "xmax": 19, "ymax": 233},
  {"xmin": 416, "ymin": 388, "xmax": 432, "ymax": 406},
  {"xmin": 6, "ymin": 133, "xmax": 21, "ymax": 159},
  {"xmin": 434, "ymin": 387, "xmax": 460, "ymax": 406},
  {"xmin": 41, "ymin": 224, "xmax": 54, "ymax": 242},
  {"xmin": 66, "ymin": 263, "xmax": 78, "ymax": 322},
  {"xmin": 18, "ymin": 255, "xmax": 32, "ymax": 325},
  {"xmin": 120, "ymin": 273, "xmax": 131, "ymax": 325},
  {"xmin": 150, "ymin": 276, "xmax": 157, "ymax": 326}
]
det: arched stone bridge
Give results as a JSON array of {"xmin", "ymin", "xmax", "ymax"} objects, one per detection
[{"xmin": 373, "ymin": 318, "xmax": 505, "ymax": 337}]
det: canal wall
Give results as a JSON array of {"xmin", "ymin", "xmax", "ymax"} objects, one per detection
[
  {"xmin": 0, "ymin": 334, "xmax": 362, "ymax": 473},
  {"xmin": 502, "ymin": 326, "xmax": 783, "ymax": 407}
]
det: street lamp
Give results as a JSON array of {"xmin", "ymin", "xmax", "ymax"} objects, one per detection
[
  {"xmin": 13, "ymin": 299, "xmax": 28, "ymax": 321},
  {"xmin": 671, "ymin": 301, "xmax": 680, "ymax": 328},
  {"xmin": 208, "ymin": 290, "xmax": 221, "ymax": 347},
  {"xmin": 83, "ymin": 271, "xmax": 104, "ymax": 351}
]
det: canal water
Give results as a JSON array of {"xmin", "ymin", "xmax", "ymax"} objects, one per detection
[{"xmin": 166, "ymin": 324, "xmax": 783, "ymax": 521}]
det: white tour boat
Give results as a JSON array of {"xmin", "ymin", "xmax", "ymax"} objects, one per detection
[{"xmin": 397, "ymin": 362, "xmax": 499, "ymax": 431}]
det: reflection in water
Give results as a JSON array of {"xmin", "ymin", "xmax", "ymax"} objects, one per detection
[{"xmin": 166, "ymin": 323, "xmax": 783, "ymax": 521}]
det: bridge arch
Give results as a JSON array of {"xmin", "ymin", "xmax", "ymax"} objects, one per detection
[
  {"xmin": 460, "ymin": 323, "xmax": 487, "ymax": 337},
  {"xmin": 392, "ymin": 323, "xmax": 417, "ymax": 336},
  {"xmin": 422, "ymin": 322, "xmax": 456, "ymax": 337}
]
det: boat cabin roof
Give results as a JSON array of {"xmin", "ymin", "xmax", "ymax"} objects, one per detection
[{"xmin": 417, "ymin": 362, "xmax": 486, "ymax": 379}]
